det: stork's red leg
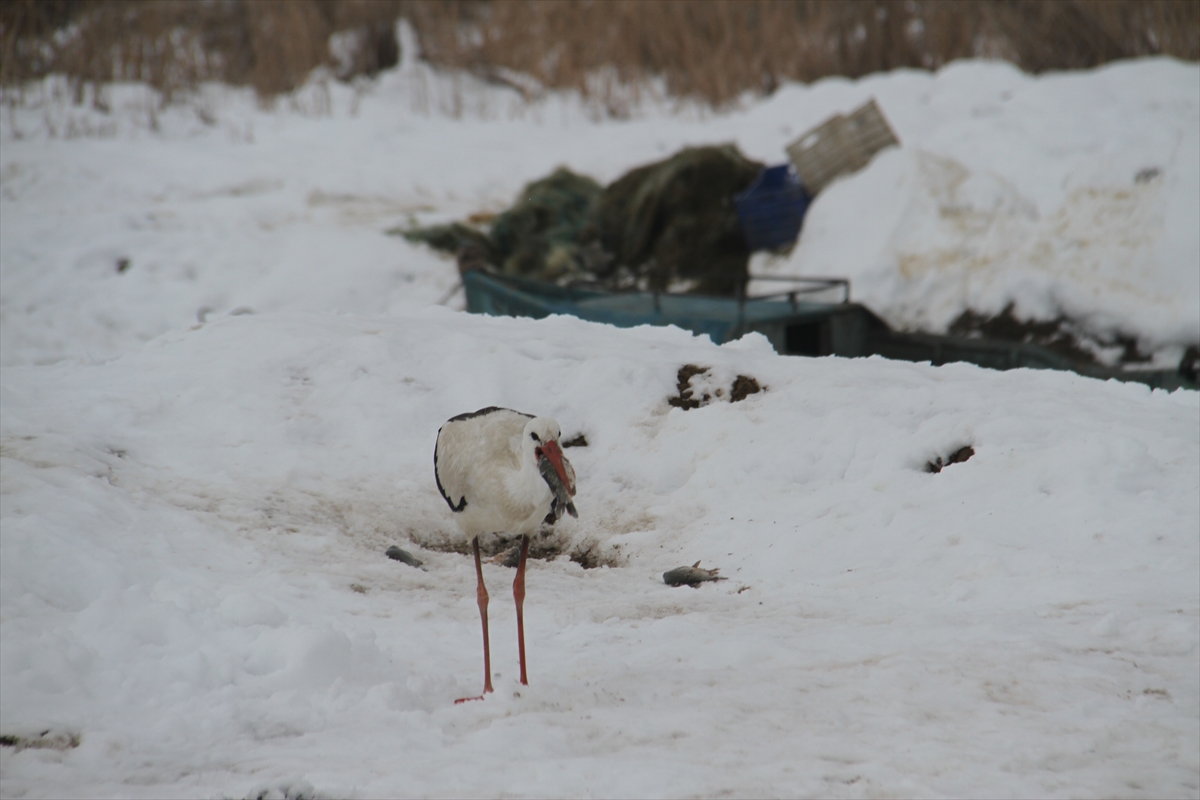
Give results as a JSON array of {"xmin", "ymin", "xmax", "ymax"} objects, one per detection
[
  {"xmin": 455, "ymin": 536, "xmax": 493, "ymax": 703},
  {"xmin": 513, "ymin": 534, "xmax": 531, "ymax": 686}
]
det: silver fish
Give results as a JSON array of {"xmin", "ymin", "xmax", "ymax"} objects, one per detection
[
  {"xmin": 539, "ymin": 453, "xmax": 578, "ymax": 520},
  {"xmin": 663, "ymin": 561, "xmax": 726, "ymax": 587},
  {"xmin": 385, "ymin": 545, "xmax": 424, "ymax": 568}
]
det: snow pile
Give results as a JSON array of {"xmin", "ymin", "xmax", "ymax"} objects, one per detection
[
  {"xmin": 774, "ymin": 59, "xmax": 1200, "ymax": 366},
  {"xmin": 2, "ymin": 308, "xmax": 1198, "ymax": 797},
  {"xmin": 2, "ymin": 56, "xmax": 1197, "ymax": 369}
]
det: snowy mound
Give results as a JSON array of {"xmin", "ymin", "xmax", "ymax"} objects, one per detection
[
  {"xmin": 774, "ymin": 59, "xmax": 1200, "ymax": 366},
  {"xmin": 2, "ymin": 57, "xmax": 1197, "ymax": 370},
  {"xmin": 2, "ymin": 308, "xmax": 1197, "ymax": 797}
]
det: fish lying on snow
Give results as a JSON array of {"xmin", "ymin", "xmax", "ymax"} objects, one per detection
[
  {"xmin": 663, "ymin": 561, "xmax": 727, "ymax": 587},
  {"xmin": 385, "ymin": 546, "xmax": 424, "ymax": 568}
]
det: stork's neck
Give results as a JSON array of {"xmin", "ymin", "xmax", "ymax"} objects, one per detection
[
  {"xmin": 511, "ymin": 434, "xmax": 551, "ymax": 505},
  {"xmin": 520, "ymin": 433, "xmax": 542, "ymax": 479}
]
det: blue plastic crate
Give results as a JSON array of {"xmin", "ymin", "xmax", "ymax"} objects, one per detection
[{"xmin": 735, "ymin": 165, "xmax": 811, "ymax": 251}]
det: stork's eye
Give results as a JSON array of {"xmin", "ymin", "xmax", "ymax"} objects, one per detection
[{"xmin": 530, "ymin": 432, "xmax": 540, "ymax": 442}]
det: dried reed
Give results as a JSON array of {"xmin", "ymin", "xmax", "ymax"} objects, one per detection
[
  {"xmin": 0, "ymin": 0, "xmax": 401, "ymax": 102},
  {"xmin": 407, "ymin": 0, "xmax": 1199, "ymax": 108},
  {"xmin": 2, "ymin": 0, "xmax": 1196, "ymax": 109}
]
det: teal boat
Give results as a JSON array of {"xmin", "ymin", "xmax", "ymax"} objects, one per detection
[{"xmin": 463, "ymin": 270, "xmax": 1196, "ymax": 391}]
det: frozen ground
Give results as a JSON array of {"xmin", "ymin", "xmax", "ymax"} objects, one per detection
[{"xmin": 1, "ymin": 46, "xmax": 1198, "ymax": 799}]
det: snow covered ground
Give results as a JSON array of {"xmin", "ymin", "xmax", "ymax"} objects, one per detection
[{"xmin": 1, "ymin": 44, "xmax": 1198, "ymax": 799}]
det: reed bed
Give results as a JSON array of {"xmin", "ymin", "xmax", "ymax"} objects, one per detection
[{"xmin": 2, "ymin": 0, "xmax": 1196, "ymax": 109}]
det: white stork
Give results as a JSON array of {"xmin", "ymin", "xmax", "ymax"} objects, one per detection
[{"xmin": 434, "ymin": 407, "xmax": 577, "ymax": 701}]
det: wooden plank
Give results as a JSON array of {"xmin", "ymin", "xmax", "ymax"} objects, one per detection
[{"xmin": 786, "ymin": 99, "xmax": 899, "ymax": 194}]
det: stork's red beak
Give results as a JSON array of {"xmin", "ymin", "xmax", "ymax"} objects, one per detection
[{"xmin": 535, "ymin": 440, "xmax": 575, "ymax": 496}]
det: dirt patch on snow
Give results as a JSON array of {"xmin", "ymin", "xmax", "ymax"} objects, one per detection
[
  {"xmin": 926, "ymin": 445, "xmax": 976, "ymax": 474},
  {"xmin": 0, "ymin": 729, "xmax": 81, "ymax": 752},
  {"xmin": 948, "ymin": 304, "xmax": 1151, "ymax": 367},
  {"xmin": 669, "ymin": 364, "xmax": 763, "ymax": 409},
  {"xmin": 409, "ymin": 526, "xmax": 623, "ymax": 570},
  {"xmin": 730, "ymin": 374, "xmax": 762, "ymax": 402}
]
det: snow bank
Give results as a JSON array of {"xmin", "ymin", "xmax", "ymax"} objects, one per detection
[
  {"xmin": 773, "ymin": 59, "xmax": 1200, "ymax": 363},
  {"xmin": 2, "ymin": 308, "xmax": 1197, "ymax": 797},
  {"xmin": 2, "ymin": 58, "xmax": 1197, "ymax": 369}
]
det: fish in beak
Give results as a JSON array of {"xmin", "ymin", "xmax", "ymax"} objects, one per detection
[{"xmin": 536, "ymin": 439, "xmax": 577, "ymax": 519}]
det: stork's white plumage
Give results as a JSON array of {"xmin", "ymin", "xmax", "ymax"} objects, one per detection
[
  {"xmin": 435, "ymin": 407, "xmax": 576, "ymax": 539},
  {"xmin": 434, "ymin": 406, "xmax": 577, "ymax": 702}
]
